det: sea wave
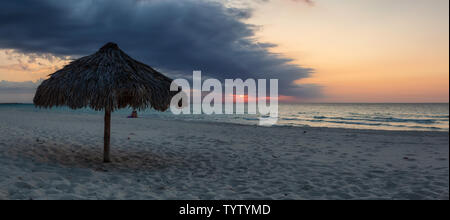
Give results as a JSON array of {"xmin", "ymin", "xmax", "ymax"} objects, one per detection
[
  {"xmin": 2, "ymin": 103, "xmax": 448, "ymax": 131},
  {"xmin": 308, "ymin": 115, "xmax": 439, "ymax": 124}
]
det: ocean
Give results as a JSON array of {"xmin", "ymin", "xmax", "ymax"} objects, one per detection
[{"xmin": 0, "ymin": 103, "xmax": 448, "ymax": 131}]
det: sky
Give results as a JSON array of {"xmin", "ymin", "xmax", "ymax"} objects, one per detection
[{"xmin": 0, "ymin": 0, "xmax": 448, "ymax": 103}]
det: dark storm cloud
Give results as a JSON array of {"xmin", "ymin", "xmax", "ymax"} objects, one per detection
[
  {"xmin": 0, "ymin": 79, "xmax": 40, "ymax": 103},
  {"xmin": 0, "ymin": 0, "xmax": 320, "ymax": 98},
  {"xmin": 0, "ymin": 80, "xmax": 41, "ymax": 91}
]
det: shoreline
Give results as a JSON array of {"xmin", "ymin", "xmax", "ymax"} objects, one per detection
[{"xmin": 0, "ymin": 105, "xmax": 448, "ymax": 133}]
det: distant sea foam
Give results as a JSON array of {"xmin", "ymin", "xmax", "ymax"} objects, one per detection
[{"xmin": 1, "ymin": 103, "xmax": 448, "ymax": 131}]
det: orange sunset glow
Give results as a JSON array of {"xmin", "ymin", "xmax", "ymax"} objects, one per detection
[{"xmin": 249, "ymin": 0, "xmax": 449, "ymax": 103}]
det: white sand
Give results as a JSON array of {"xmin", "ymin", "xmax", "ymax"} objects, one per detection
[{"xmin": 0, "ymin": 109, "xmax": 448, "ymax": 200}]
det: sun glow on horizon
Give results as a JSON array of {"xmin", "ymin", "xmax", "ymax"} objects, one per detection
[{"xmin": 248, "ymin": 0, "xmax": 449, "ymax": 103}]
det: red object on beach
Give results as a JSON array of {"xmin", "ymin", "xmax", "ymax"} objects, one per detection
[{"xmin": 131, "ymin": 110, "xmax": 138, "ymax": 118}]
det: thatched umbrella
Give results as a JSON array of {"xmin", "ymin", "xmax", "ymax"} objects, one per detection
[{"xmin": 34, "ymin": 42, "xmax": 177, "ymax": 163}]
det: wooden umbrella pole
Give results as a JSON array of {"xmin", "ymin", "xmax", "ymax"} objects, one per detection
[{"xmin": 104, "ymin": 109, "xmax": 111, "ymax": 163}]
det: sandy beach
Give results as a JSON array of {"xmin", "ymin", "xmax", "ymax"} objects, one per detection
[{"xmin": 0, "ymin": 109, "xmax": 448, "ymax": 200}]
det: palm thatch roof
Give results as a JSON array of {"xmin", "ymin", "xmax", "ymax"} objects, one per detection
[{"xmin": 34, "ymin": 42, "xmax": 175, "ymax": 112}]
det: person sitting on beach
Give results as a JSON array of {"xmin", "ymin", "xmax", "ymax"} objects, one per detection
[{"xmin": 128, "ymin": 110, "xmax": 138, "ymax": 118}]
